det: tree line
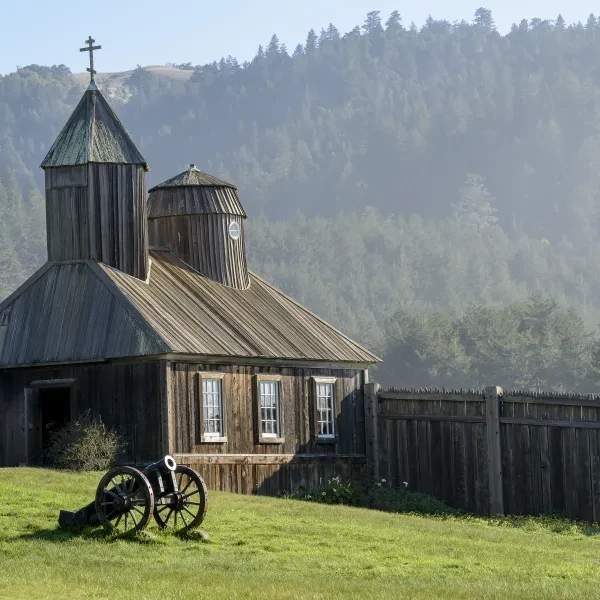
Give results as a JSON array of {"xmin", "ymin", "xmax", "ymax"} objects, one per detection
[{"xmin": 1, "ymin": 9, "xmax": 600, "ymax": 389}]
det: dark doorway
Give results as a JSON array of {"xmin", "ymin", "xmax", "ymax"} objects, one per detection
[{"xmin": 39, "ymin": 387, "xmax": 71, "ymax": 451}]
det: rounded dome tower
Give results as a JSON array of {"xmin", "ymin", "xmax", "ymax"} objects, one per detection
[{"xmin": 148, "ymin": 165, "xmax": 249, "ymax": 289}]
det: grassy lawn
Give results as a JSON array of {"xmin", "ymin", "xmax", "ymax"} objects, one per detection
[{"xmin": 1, "ymin": 469, "xmax": 600, "ymax": 599}]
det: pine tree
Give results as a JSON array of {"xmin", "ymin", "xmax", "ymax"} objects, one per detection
[
  {"xmin": 451, "ymin": 174, "xmax": 498, "ymax": 233},
  {"xmin": 363, "ymin": 11, "xmax": 383, "ymax": 35},
  {"xmin": 474, "ymin": 8, "xmax": 495, "ymax": 31},
  {"xmin": 305, "ymin": 29, "xmax": 318, "ymax": 54},
  {"xmin": 385, "ymin": 10, "xmax": 403, "ymax": 35},
  {"xmin": 267, "ymin": 34, "xmax": 280, "ymax": 59}
]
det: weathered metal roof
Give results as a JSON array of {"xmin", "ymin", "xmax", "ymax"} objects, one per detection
[
  {"xmin": 147, "ymin": 185, "xmax": 247, "ymax": 218},
  {"xmin": 0, "ymin": 252, "xmax": 379, "ymax": 366},
  {"xmin": 101, "ymin": 250, "xmax": 380, "ymax": 364},
  {"xmin": 148, "ymin": 165, "xmax": 236, "ymax": 191},
  {"xmin": 0, "ymin": 262, "xmax": 166, "ymax": 366},
  {"xmin": 41, "ymin": 83, "xmax": 148, "ymax": 170}
]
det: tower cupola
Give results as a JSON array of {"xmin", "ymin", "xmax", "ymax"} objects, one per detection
[
  {"xmin": 148, "ymin": 165, "xmax": 249, "ymax": 289},
  {"xmin": 41, "ymin": 38, "xmax": 149, "ymax": 280}
]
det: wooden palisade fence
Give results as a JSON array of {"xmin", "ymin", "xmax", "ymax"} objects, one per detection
[{"xmin": 364, "ymin": 383, "xmax": 600, "ymax": 521}]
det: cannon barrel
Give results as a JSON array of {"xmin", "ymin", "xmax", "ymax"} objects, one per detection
[{"xmin": 143, "ymin": 455, "xmax": 177, "ymax": 476}]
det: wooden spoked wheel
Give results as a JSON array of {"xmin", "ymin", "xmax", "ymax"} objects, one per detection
[
  {"xmin": 95, "ymin": 466, "xmax": 154, "ymax": 534},
  {"xmin": 154, "ymin": 466, "xmax": 208, "ymax": 532}
]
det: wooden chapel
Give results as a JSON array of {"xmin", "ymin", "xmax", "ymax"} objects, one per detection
[{"xmin": 0, "ymin": 40, "xmax": 379, "ymax": 493}]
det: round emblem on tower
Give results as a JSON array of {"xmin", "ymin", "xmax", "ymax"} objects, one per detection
[{"xmin": 228, "ymin": 221, "xmax": 241, "ymax": 240}]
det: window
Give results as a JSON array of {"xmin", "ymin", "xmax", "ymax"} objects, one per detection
[
  {"xmin": 255, "ymin": 374, "xmax": 284, "ymax": 444},
  {"xmin": 260, "ymin": 380, "xmax": 280, "ymax": 437},
  {"xmin": 199, "ymin": 373, "xmax": 226, "ymax": 442},
  {"xmin": 0, "ymin": 311, "xmax": 9, "ymax": 327},
  {"xmin": 312, "ymin": 377, "xmax": 337, "ymax": 442},
  {"xmin": 316, "ymin": 383, "xmax": 334, "ymax": 437},
  {"xmin": 228, "ymin": 220, "xmax": 241, "ymax": 240}
]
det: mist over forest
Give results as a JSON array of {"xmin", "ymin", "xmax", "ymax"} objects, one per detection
[{"xmin": 3, "ymin": 8, "xmax": 600, "ymax": 390}]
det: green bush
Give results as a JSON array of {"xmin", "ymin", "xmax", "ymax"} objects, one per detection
[
  {"xmin": 364, "ymin": 481, "xmax": 459, "ymax": 515},
  {"xmin": 285, "ymin": 477, "xmax": 458, "ymax": 516},
  {"xmin": 44, "ymin": 411, "xmax": 124, "ymax": 471}
]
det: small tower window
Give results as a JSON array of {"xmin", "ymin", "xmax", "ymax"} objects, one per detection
[
  {"xmin": 0, "ymin": 311, "xmax": 10, "ymax": 327},
  {"xmin": 228, "ymin": 221, "xmax": 241, "ymax": 240}
]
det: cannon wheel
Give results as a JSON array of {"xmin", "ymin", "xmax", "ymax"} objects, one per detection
[
  {"xmin": 95, "ymin": 466, "xmax": 154, "ymax": 534},
  {"xmin": 154, "ymin": 466, "xmax": 208, "ymax": 532}
]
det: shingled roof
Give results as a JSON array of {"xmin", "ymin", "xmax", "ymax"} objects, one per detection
[
  {"xmin": 0, "ymin": 251, "xmax": 379, "ymax": 366},
  {"xmin": 148, "ymin": 164, "xmax": 236, "ymax": 191},
  {"xmin": 101, "ymin": 250, "xmax": 380, "ymax": 363},
  {"xmin": 147, "ymin": 164, "xmax": 245, "ymax": 217},
  {"xmin": 40, "ymin": 83, "xmax": 148, "ymax": 170}
]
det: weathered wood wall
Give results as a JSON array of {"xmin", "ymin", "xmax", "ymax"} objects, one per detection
[
  {"xmin": 167, "ymin": 361, "xmax": 366, "ymax": 493},
  {"xmin": 179, "ymin": 455, "xmax": 365, "ymax": 495},
  {"xmin": 148, "ymin": 214, "xmax": 249, "ymax": 289},
  {"xmin": 45, "ymin": 164, "xmax": 148, "ymax": 280},
  {"xmin": 0, "ymin": 360, "xmax": 163, "ymax": 466},
  {"xmin": 500, "ymin": 393, "xmax": 600, "ymax": 520},
  {"xmin": 376, "ymin": 387, "xmax": 600, "ymax": 521},
  {"xmin": 377, "ymin": 390, "xmax": 490, "ymax": 515}
]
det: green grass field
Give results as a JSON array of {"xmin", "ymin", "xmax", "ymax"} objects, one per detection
[{"xmin": 1, "ymin": 468, "xmax": 600, "ymax": 599}]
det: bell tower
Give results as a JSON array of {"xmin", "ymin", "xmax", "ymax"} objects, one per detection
[
  {"xmin": 148, "ymin": 165, "xmax": 249, "ymax": 289},
  {"xmin": 41, "ymin": 38, "xmax": 149, "ymax": 280}
]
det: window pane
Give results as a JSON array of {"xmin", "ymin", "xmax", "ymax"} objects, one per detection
[
  {"xmin": 260, "ymin": 380, "xmax": 280, "ymax": 437},
  {"xmin": 316, "ymin": 382, "xmax": 334, "ymax": 437},
  {"xmin": 202, "ymin": 378, "xmax": 222, "ymax": 436}
]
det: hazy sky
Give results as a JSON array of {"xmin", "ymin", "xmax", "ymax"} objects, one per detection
[{"xmin": 2, "ymin": 1, "xmax": 599, "ymax": 75}]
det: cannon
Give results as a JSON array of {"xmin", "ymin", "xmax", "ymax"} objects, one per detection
[{"xmin": 58, "ymin": 456, "xmax": 208, "ymax": 534}]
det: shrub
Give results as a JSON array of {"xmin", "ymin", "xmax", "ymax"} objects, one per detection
[
  {"xmin": 365, "ymin": 480, "xmax": 459, "ymax": 515},
  {"xmin": 44, "ymin": 411, "xmax": 124, "ymax": 471},
  {"xmin": 285, "ymin": 477, "xmax": 458, "ymax": 516}
]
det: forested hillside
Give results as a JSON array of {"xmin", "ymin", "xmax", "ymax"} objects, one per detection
[{"xmin": 3, "ymin": 8, "xmax": 600, "ymax": 389}]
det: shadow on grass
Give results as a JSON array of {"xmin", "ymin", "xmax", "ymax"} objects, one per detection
[{"xmin": 19, "ymin": 527, "xmax": 168, "ymax": 544}]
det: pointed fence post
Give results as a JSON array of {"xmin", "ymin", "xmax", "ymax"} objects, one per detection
[
  {"xmin": 485, "ymin": 385, "xmax": 504, "ymax": 516},
  {"xmin": 364, "ymin": 381, "xmax": 381, "ymax": 483}
]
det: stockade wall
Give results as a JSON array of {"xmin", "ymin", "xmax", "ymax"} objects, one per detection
[{"xmin": 366, "ymin": 384, "xmax": 600, "ymax": 521}]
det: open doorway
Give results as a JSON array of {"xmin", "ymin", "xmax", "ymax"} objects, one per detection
[{"xmin": 39, "ymin": 387, "xmax": 71, "ymax": 452}]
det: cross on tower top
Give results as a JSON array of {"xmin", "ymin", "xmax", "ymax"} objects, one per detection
[{"xmin": 80, "ymin": 36, "xmax": 101, "ymax": 83}]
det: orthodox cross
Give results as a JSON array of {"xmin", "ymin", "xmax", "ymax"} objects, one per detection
[{"xmin": 80, "ymin": 36, "xmax": 101, "ymax": 83}]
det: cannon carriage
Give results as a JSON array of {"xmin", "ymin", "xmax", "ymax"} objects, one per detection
[{"xmin": 59, "ymin": 456, "xmax": 208, "ymax": 534}]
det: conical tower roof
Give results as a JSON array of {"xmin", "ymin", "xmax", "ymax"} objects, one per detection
[
  {"xmin": 148, "ymin": 164, "xmax": 236, "ymax": 191},
  {"xmin": 148, "ymin": 164, "xmax": 246, "ymax": 217},
  {"xmin": 41, "ymin": 82, "xmax": 148, "ymax": 170}
]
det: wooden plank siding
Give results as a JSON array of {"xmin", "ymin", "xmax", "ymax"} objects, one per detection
[
  {"xmin": 167, "ymin": 361, "xmax": 367, "ymax": 494},
  {"xmin": 0, "ymin": 360, "xmax": 163, "ymax": 466},
  {"xmin": 378, "ymin": 391, "xmax": 489, "ymax": 514},
  {"xmin": 45, "ymin": 164, "xmax": 148, "ymax": 280},
  {"xmin": 148, "ymin": 214, "xmax": 249, "ymax": 289},
  {"xmin": 377, "ymin": 389, "xmax": 600, "ymax": 520}
]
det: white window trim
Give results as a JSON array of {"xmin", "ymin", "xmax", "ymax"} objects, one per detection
[
  {"xmin": 255, "ymin": 374, "xmax": 284, "ymax": 444},
  {"xmin": 312, "ymin": 376, "xmax": 337, "ymax": 443},
  {"xmin": 199, "ymin": 372, "xmax": 227, "ymax": 443}
]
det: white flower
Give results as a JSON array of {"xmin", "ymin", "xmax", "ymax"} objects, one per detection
[
  {"xmin": 381, "ymin": 478, "xmax": 387, "ymax": 483},
  {"xmin": 402, "ymin": 481, "xmax": 409, "ymax": 487}
]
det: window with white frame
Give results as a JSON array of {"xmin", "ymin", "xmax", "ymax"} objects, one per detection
[
  {"xmin": 202, "ymin": 377, "xmax": 223, "ymax": 437},
  {"xmin": 259, "ymin": 380, "xmax": 280, "ymax": 437},
  {"xmin": 316, "ymin": 382, "xmax": 335, "ymax": 437}
]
